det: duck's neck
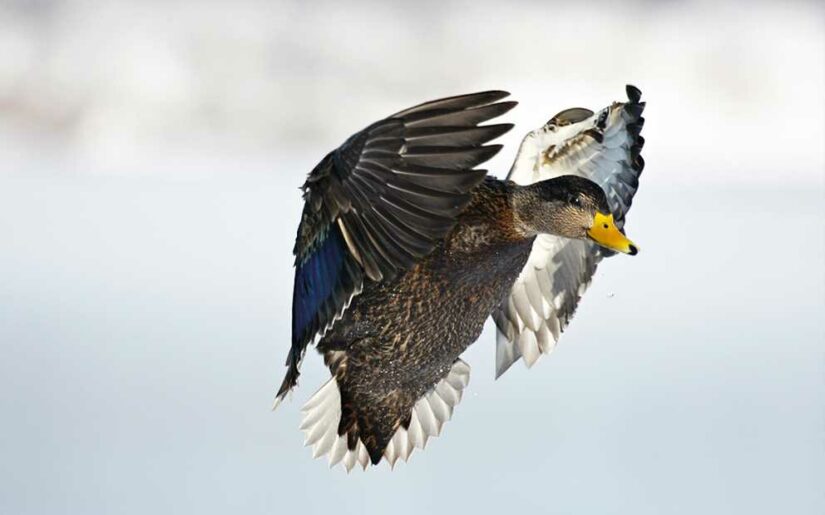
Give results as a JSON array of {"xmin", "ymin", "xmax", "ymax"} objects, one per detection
[
  {"xmin": 510, "ymin": 183, "xmax": 543, "ymax": 238},
  {"xmin": 510, "ymin": 180, "xmax": 583, "ymax": 239},
  {"xmin": 432, "ymin": 178, "xmax": 536, "ymax": 288},
  {"xmin": 448, "ymin": 178, "xmax": 532, "ymax": 247},
  {"xmin": 468, "ymin": 178, "xmax": 552, "ymax": 239}
]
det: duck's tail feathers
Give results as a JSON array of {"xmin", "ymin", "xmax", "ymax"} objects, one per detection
[{"xmin": 300, "ymin": 359, "xmax": 471, "ymax": 472}]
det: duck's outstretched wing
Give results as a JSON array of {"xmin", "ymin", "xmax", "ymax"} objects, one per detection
[
  {"xmin": 276, "ymin": 92, "xmax": 516, "ymax": 404},
  {"xmin": 492, "ymin": 85, "xmax": 645, "ymax": 378}
]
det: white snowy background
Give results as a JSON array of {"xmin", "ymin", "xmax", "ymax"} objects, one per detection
[{"xmin": 1, "ymin": 1, "xmax": 823, "ymax": 514}]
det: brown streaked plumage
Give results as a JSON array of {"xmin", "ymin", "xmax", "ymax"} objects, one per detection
[
  {"xmin": 276, "ymin": 86, "xmax": 647, "ymax": 471},
  {"xmin": 316, "ymin": 178, "xmax": 534, "ymax": 464}
]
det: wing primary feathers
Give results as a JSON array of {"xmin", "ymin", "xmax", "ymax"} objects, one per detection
[
  {"xmin": 389, "ymin": 162, "xmax": 488, "ymax": 194},
  {"xmin": 624, "ymin": 101, "xmax": 645, "ymax": 118},
  {"xmin": 404, "ymin": 124, "xmax": 514, "ymax": 148},
  {"xmin": 402, "ymin": 145, "xmax": 503, "ymax": 170},
  {"xmin": 633, "ymin": 155, "xmax": 645, "ymax": 173},
  {"xmin": 494, "ymin": 84, "xmax": 646, "ymax": 377},
  {"xmin": 404, "ymin": 101, "xmax": 518, "ymax": 128},
  {"xmin": 391, "ymin": 90, "xmax": 511, "ymax": 117},
  {"xmin": 626, "ymin": 84, "xmax": 642, "ymax": 103}
]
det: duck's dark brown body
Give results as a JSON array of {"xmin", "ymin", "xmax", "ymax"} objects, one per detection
[
  {"xmin": 317, "ymin": 179, "xmax": 534, "ymax": 462},
  {"xmin": 280, "ymin": 87, "xmax": 646, "ymax": 470}
]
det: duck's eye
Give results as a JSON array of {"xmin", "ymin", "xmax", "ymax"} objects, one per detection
[{"xmin": 570, "ymin": 196, "xmax": 581, "ymax": 207}]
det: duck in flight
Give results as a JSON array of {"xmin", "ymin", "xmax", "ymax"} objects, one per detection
[{"xmin": 275, "ymin": 85, "xmax": 646, "ymax": 471}]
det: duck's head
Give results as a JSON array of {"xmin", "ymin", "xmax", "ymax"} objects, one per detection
[{"xmin": 512, "ymin": 175, "xmax": 638, "ymax": 255}]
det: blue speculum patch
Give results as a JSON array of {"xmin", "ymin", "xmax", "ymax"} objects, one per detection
[{"xmin": 292, "ymin": 227, "xmax": 346, "ymax": 344}]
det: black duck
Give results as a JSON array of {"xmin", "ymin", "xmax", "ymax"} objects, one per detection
[{"xmin": 275, "ymin": 86, "xmax": 646, "ymax": 470}]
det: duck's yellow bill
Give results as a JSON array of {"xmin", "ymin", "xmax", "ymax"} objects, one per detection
[{"xmin": 587, "ymin": 212, "xmax": 638, "ymax": 255}]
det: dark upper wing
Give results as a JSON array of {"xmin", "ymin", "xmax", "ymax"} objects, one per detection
[{"xmin": 275, "ymin": 91, "xmax": 516, "ymax": 403}]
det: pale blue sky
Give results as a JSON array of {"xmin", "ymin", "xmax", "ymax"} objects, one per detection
[{"xmin": 0, "ymin": 1, "xmax": 823, "ymax": 514}]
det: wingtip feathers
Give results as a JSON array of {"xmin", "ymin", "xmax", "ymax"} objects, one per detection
[{"xmin": 625, "ymin": 84, "xmax": 642, "ymax": 103}]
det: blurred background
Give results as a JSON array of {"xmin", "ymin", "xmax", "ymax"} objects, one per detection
[{"xmin": 1, "ymin": 0, "xmax": 823, "ymax": 514}]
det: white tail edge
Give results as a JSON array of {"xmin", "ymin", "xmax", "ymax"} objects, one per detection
[{"xmin": 299, "ymin": 359, "xmax": 471, "ymax": 471}]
